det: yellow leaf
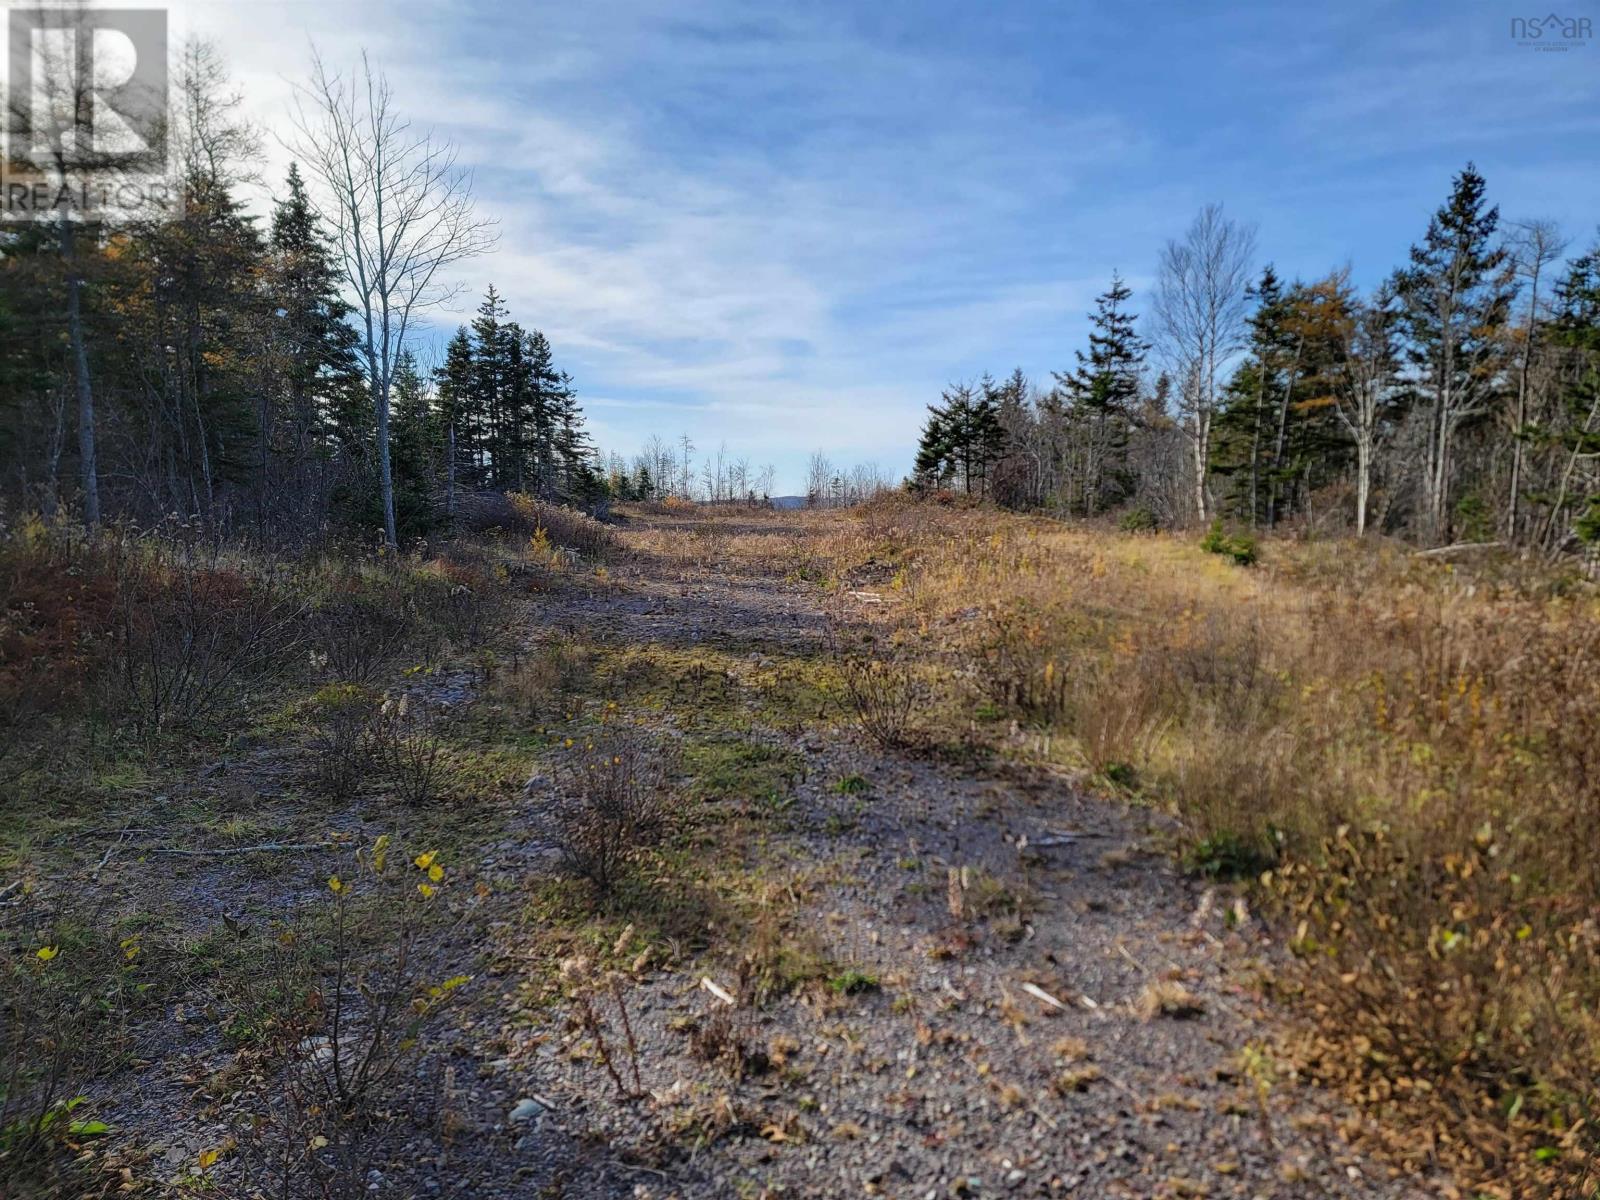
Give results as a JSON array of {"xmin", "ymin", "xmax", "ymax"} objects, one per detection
[
  {"xmin": 372, "ymin": 834, "xmax": 390, "ymax": 873},
  {"xmin": 418, "ymin": 883, "xmax": 436, "ymax": 899},
  {"xmin": 327, "ymin": 876, "xmax": 343, "ymax": 894},
  {"xmin": 428, "ymin": 863, "xmax": 444, "ymax": 882},
  {"xmin": 413, "ymin": 851, "xmax": 436, "ymax": 871},
  {"xmin": 35, "ymin": 946, "xmax": 58, "ymax": 961},
  {"xmin": 197, "ymin": 1148, "xmax": 221, "ymax": 1170}
]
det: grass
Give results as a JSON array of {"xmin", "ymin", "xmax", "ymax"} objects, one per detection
[
  {"xmin": 12, "ymin": 495, "xmax": 1594, "ymax": 1195},
  {"xmin": 788, "ymin": 493, "xmax": 1600, "ymax": 1197},
  {"xmin": 681, "ymin": 737, "xmax": 804, "ymax": 811}
]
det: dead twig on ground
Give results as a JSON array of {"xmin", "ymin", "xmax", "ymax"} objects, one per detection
[{"xmin": 145, "ymin": 841, "xmax": 340, "ymax": 857}]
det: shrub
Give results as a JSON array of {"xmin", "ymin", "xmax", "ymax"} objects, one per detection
[
  {"xmin": 1198, "ymin": 518, "xmax": 1257, "ymax": 565},
  {"xmin": 1118, "ymin": 506, "xmax": 1158, "ymax": 533},
  {"xmin": 108, "ymin": 538, "xmax": 307, "ymax": 738},
  {"xmin": 970, "ymin": 599, "xmax": 1076, "ymax": 724},
  {"xmin": 369, "ymin": 693, "xmax": 451, "ymax": 805},
  {"xmin": 308, "ymin": 591, "xmax": 412, "ymax": 684},
  {"xmin": 1, "ymin": 912, "xmax": 153, "ymax": 1194},
  {"xmin": 546, "ymin": 733, "xmax": 670, "ymax": 896},
  {"xmin": 828, "ymin": 624, "xmax": 925, "ymax": 749},
  {"xmin": 456, "ymin": 491, "xmax": 616, "ymax": 560},
  {"xmin": 246, "ymin": 839, "xmax": 467, "ymax": 1114},
  {"xmin": 0, "ymin": 516, "xmax": 119, "ymax": 743},
  {"xmin": 687, "ymin": 1006, "xmax": 768, "ymax": 1080},
  {"xmin": 1186, "ymin": 830, "xmax": 1277, "ymax": 880},
  {"xmin": 302, "ymin": 682, "xmax": 381, "ymax": 795}
]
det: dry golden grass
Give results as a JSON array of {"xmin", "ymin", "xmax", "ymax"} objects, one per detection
[
  {"xmin": 778, "ymin": 494, "xmax": 1600, "ymax": 1198},
  {"xmin": 1135, "ymin": 979, "xmax": 1205, "ymax": 1021}
]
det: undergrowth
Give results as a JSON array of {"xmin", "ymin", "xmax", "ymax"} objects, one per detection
[{"xmin": 793, "ymin": 495, "xmax": 1600, "ymax": 1197}]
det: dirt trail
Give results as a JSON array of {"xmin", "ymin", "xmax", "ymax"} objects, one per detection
[
  {"xmin": 46, "ymin": 511, "xmax": 1430, "ymax": 1199},
  {"xmin": 471, "ymin": 512, "xmax": 1429, "ymax": 1200}
]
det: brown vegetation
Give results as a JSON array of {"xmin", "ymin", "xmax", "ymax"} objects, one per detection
[{"xmin": 798, "ymin": 495, "xmax": 1600, "ymax": 1196}]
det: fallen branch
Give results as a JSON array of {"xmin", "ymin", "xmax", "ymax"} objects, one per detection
[
  {"xmin": 90, "ymin": 835, "xmax": 126, "ymax": 881},
  {"xmin": 145, "ymin": 841, "xmax": 340, "ymax": 858},
  {"xmin": 1413, "ymin": 540, "xmax": 1505, "ymax": 558}
]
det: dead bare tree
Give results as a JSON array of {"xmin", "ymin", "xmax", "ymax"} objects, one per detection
[
  {"xmin": 291, "ymin": 50, "xmax": 497, "ymax": 547},
  {"xmin": 1506, "ymin": 219, "xmax": 1567, "ymax": 541},
  {"xmin": 1152, "ymin": 204, "xmax": 1257, "ymax": 523},
  {"xmin": 1332, "ymin": 284, "xmax": 1402, "ymax": 536}
]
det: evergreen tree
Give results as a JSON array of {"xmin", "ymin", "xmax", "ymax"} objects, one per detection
[
  {"xmin": 434, "ymin": 327, "xmax": 475, "ymax": 512},
  {"xmin": 469, "ymin": 285, "xmax": 512, "ymax": 488},
  {"xmin": 1054, "ymin": 273, "xmax": 1148, "ymax": 513},
  {"xmin": 388, "ymin": 350, "xmax": 439, "ymax": 538},
  {"xmin": 912, "ymin": 401, "xmax": 956, "ymax": 491},
  {"xmin": 1539, "ymin": 239, "xmax": 1600, "ymax": 546},
  {"xmin": 267, "ymin": 164, "xmax": 365, "ymax": 510},
  {"xmin": 1213, "ymin": 268, "xmax": 1351, "ymax": 525},
  {"xmin": 1393, "ymin": 163, "xmax": 1516, "ymax": 541},
  {"xmin": 913, "ymin": 382, "xmax": 1006, "ymax": 496},
  {"xmin": 1219, "ymin": 266, "xmax": 1294, "ymax": 524},
  {"xmin": 132, "ymin": 167, "xmax": 270, "ymax": 519},
  {"xmin": 521, "ymin": 329, "xmax": 562, "ymax": 495}
]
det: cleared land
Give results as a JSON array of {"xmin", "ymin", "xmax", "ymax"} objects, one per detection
[{"xmin": 2, "ymin": 501, "xmax": 1594, "ymax": 1198}]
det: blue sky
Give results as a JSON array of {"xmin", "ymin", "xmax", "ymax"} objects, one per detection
[{"xmin": 181, "ymin": 0, "xmax": 1600, "ymax": 492}]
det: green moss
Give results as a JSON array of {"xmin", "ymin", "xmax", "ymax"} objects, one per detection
[
  {"xmin": 827, "ymin": 969, "xmax": 880, "ymax": 996},
  {"xmin": 682, "ymin": 737, "xmax": 803, "ymax": 809}
]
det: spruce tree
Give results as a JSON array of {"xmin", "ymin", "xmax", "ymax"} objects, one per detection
[
  {"xmin": 1055, "ymin": 273, "xmax": 1148, "ymax": 513},
  {"xmin": 435, "ymin": 327, "xmax": 476, "ymax": 506},
  {"xmin": 522, "ymin": 330, "xmax": 561, "ymax": 495},
  {"xmin": 388, "ymin": 351, "xmax": 439, "ymax": 538},
  {"xmin": 913, "ymin": 382, "xmax": 1006, "ymax": 496},
  {"xmin": 268, "ymin": 164, "xmax": 364, "ymax": 490},
  {"xmin": 1393, "ymin": 163, "xmax": 1515, "ymax": 541},
  {"xmin": 1541, "ymin": 240, "xmax": 1600, "ymax": 547},
  {"xmin": 470, "ymin": 285, "xmax": 512, "ymax": 488}
]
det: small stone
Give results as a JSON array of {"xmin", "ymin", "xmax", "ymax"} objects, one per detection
[{"xmin": 508, "ymin": 1097, "xmax": 544, "ymax": 1125}]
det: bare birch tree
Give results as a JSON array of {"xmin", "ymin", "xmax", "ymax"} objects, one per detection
[
  {"xmin": 291, "ymin": 50, "xmax": 496, "ymax": 547},
  {"xmin": 1506, "ymin": 219, "xmax": 1566, "ymax": 540},
  {"xmin": 1152, "ymin": 204, "xmax": 1257, "ymax": 522},
  {"xmin": 1332, "ymin": 285, "xmax": 1401, "ymax": 536}
]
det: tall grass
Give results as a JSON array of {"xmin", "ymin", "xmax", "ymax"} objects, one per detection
[{"xmin": 814, "ymin": 497, "xmax": 1599, "ymax": 1196}]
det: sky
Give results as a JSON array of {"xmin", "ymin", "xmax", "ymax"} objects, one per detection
[{"xmin": 162, "ymin": 0, "xmax": 1600, "ymax": 493}]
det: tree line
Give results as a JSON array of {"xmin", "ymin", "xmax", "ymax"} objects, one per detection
[
  {"xmin": 589, "ymin": 437, "xmax": 888, "ymax": 507},
  {"xmin": 0, "ymin": 32, "xmax": 600, "ymax": 548},
  {"xmin": 914, "ymin": 165, "xmax": 1600, "ymax": 553}
]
